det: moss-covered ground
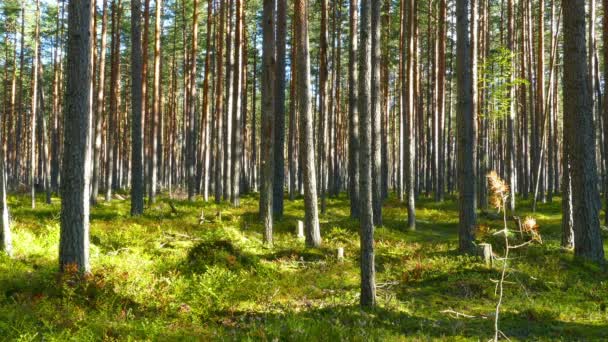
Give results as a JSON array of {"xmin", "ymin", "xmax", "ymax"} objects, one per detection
[{"xmin": 0, "ymin": 192, "xmax": 607, "ymax": 341}]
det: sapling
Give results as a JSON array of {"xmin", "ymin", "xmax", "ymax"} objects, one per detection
[{"xmin": 486, "ymin": 171, "xmax": 541, "ymax": 341}]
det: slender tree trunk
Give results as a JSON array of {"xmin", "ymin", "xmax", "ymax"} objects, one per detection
[
  {"xmin": 223, "ymin": 0, "xmax": 233, "ymax": 201},
  {"xmin": 106, "ymin": 0, "xmax": 122, "ymax": 202},
  {"xmin": 370, "ymin": 0, "xmax": 383, "ymax": 226},
  {"xmin": 260, "ymin": 0, "xmax": 276, "ymax": 245},
  {"xmin": 214, "ymin": 1, "xmax": 225, "ymax": 203},
  {"xmin": 30, "ymin": 0, "xmax": 40, "ymax": 209},
  {"xmin": 359, "ymin": 0, "xmax": 376, "ymax": 308},
  {"xmin": 288, "ymin": 22, "xmax": 298, "ymax": 201},
  {"xmin": 231, "ymin": 0, "xmax": 243, "ymax": 207},
  {"xmin": 272, "ymin": 0, "xmax": 287, "ymax": 217},
  {"xmin": 130, "ymin": 0, "xmax": 144, "ymax": 216},
  {"xmin": 59, "ymin": 0, "xmax": 94, "ymax": 273},
  {"xmin": 348, "ymin": 0, "xmax": 360, "ymax": 218},
  {"xmin": 404, "ymin": 0, "xmax": 416, "ymax": 230},
  {"xmin": 200, "ymin": 0, "xmax": 213, "ymax": 201},
  {"xmin": 92, "ymin": 0, "xmax": 108, "ymax": 205},
  {"xmin": 457, "ymin": 0, "xmax": 476, "ymax": 254},
  {"xmin": 318, "ymin": 0, "xmax": 329, "ymax": 214},
  {"xmin": 294, "ymin": 0, "xmax": 321, "ymax": 248},
  {"xmin": 149, "ymin": 0, "xmax": 162, "ymax": 204},
  {"xmin": 14, "ymin": 2, "xmax": 25, "ymax": 187},
  {"xmin": 603, "ymin": 0, "xmax": 608, "ymax": 225},
  {"xmin": 505, "ymin": 0, "xmax": 516, "ymax": 211},
  {"xmin": 187, "ymin": 0, "xmax": 199, "ymax": 201},
  {"xmin": 436, "ymin": 0, "xmax": 446, "ymax": 202}
]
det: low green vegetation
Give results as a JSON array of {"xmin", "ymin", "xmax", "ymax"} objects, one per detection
[{"xmin": 0, "ymin": 193, "xmax": 607, "ymax": 341}]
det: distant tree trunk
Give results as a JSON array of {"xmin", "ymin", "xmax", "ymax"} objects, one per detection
[
  {"xmin": 273, "ymin": 0, "xmax": 287, "ymax": 217},
  {"xmin": 130, "ymin": 0, "xmax": 144, "ymax": 216},
  {"xmin": 142, "ymin": 0, "xmax": 150, "ymax": 195},
  {"xmin": 106, "ymin": 0, "xmax": 122, "ymax": 202},
  {"xmin": 359, "ymin": 0, "xmax": 376, "ymax": 308},
  {"xmin": 535, "ymin": 0, "xmax": 545, "ymax": 203},
  {"xmin": 187, "ymin": 0, "xmax": 199, "ymax": 201},
  {"xmin": 251, "ymin": 38, "xmax": 257, "ymax": 192},
  {"xmin": 319, "ymin": 0, "xmax": 329, "ymax": 214},
  {"xmin": 200, "ymin": 0, "xmax": 213, "ymax": 201},
  {"xmin": 231, "ymin": 0, "xmax": 243, "ymax": 207},
  {"xmin": 294, "ymin": 0, "xmax": 321, "ymax": 248},
  {"xmin": 380, "ymin": 0, "xmax": 390, "ymax": 199},
  {"xmin": 149, "ymin": 0, "xmax": 162, "ymax": 204},
  {"xmin": 505, "ymin": 0, "xmax": 516, "ymax": 211},
  {"xmin": 562, "ymin": 0, "xmax": 605, "ymax": 264},
  {"xmin": 92, "ymin": 0, "xmax": 108, "ymax": 205},
  {"xmin": 51, "ymin": 0, "xmax": 65, "ymax": 193},
  {"xmin": 436, "ymin": 0, "xmax": 446, "ymax": 202},
  {"xmin": 603, "ymin": 0, "xmax": 608, "ymax": 225},
  {"xmin": 59, "ymin": 0, "xmax": 94, "ymax": 273},
  {"xmin": 370, "ymin": 0, "xmax": 382, "ymax": 226},
  {"xmin": 260, "ymin": 0, "xmax": 276, "ymax": 245},
  {"xmin": 288, "ymin": 22, "xmax": 298, "ymax": 201},
  {"xmin": 30, "ymin": 0, "xmax": 40, "ymax": 209},
  {"xmin": 214, "ymin": 1, "xmax": 225, "ymax": 203},
  {"xmin": 404, "ymin": 0, "xmax": 416, "ymax": 230},
  {"xmin": 223, "ymin": 0, "xmax": 233, "ymax": 201},
  {"xmin": 348, "ymin": 0, "xmax": 360, "ymax": 218},
  {"xmin": 0, "ymin": 87, "xmax": 11, "ymax": 255},
  {"xmin": 456, "ymin": 0, "xmax": 476, "ymax": 254},
  {"xmin": 14, "ymin": 2, "xmax": 25, "ymax": 187}
]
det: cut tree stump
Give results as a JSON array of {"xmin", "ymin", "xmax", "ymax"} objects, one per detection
[
  {"xmin": 337, "ymin": 247, "xmax": 344, "ymax": 261},
  {"xmin": 477, "ymin": 243, "xmax": 493, "ymax": 266},
  {"xmin": 296, "ymin": 220, "xmax": 304, "ymax": 239}
]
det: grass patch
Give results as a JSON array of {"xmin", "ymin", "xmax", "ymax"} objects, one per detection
[{"xmin": 0, "ymin": 192, "xmax": 607, "ymax": 340}]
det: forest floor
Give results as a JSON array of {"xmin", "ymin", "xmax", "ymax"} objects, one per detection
[{"xmin": 0, "ymin": 191, "xmax": 607, "ymax": 341}]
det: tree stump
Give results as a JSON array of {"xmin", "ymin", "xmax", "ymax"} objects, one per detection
[
  {"xmin": 296, "ymin": 220, "xmax": 304, "ymax": 239},
  {"xmin": 337, "ymin": 247, "xmax": 344, "ymax": 261},
  {"xmin": 477, "ymin": 243, "xmax": 493, "ymax": 266}
]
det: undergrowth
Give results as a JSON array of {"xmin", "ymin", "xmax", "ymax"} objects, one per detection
[{"xmin": 0, "ymin": 192, "xmax": 607, "ymax": 341}]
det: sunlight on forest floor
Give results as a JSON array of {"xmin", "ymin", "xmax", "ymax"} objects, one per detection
[{"xmin": 0, "ymin": 192, "xmax": 607, "ymax": 340}]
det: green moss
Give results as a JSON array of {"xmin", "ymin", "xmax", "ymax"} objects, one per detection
[{"xmin": 0, "ymin": 192, "xmax": 606, "ymax": 340}]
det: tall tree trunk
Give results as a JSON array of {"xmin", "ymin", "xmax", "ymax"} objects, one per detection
[
  {"xmin": 457, "ymin": 0, "xmax": 476, "ymax": 254},
  {"xmin": 294, "ymin": 0, "xmax": 321, "ymax": 248},
  {"xmin": 130, "ymin": 0, "xmax": 144, "ymax": 216},
  {"xmin": 30, "ymin": 0, "xmax": 40, "ymax": 209},
  {"xmin": 223, "ymin": 0, "xmax": 233, "ymax": 201},
  {"xmin": 505, "ymin": 0, "xmax": 516, "ymax": 211},
  {"xmin": 359, "ymin": 0, "xmax": 376, "ymax": 308},
  {"xmin": 370, "ymin": 0, "xmax": 383, "ymax": 226},
  {"xmin": 200, "ymin": 0, "xmax": 213, "ymax": 201},
  {"xmin": 106, "ymin": 0, "xmax": 122, "ymax": 202},
  {"xmin": 562, "ymin": 0, "xmax": 605, "ymax": 264},
  {"xmin": 348, "ymin": 0, "xmax": 360, "ymax": 218},
  {"xmin": 603, "ymin": 0, "xmax": 608, "ymax": 225},
  {"xmin": 260, "ymin": 0, "xmax": 276, "ymax": 245},
  {"xmin": 14, "ymin": 2, "xmax": 25, "ymax": 187},
  {"xmin": 149, "ymin": 0, "xmax": 162, "ymax": 204},
  {"xmin": 436, "ymin": 0, "xmax": 446, "ymax": 202},
  {"xmin": 318, "ymin": 0, "xmax": 329, "ymax": 214},
  {"xmin": 214, "ymin": 1, "xmax": 225, "ymax": 203},
  {"xmin": 59, "ymin": 0, "xmax": 94, "ymax": 273},
  {"xmin": 272, "ymin": 0, "xmax": 287, "ymax": 217},
  {"xmin": 288, "ymin": 22, "xmax": 298, "ymax": 201},
  {"xmin": 92, "ymin": 0, "xmax": 108, "ymax": 205},
  {"xmin": 231, "ymin": 0, "xmax": 243, "ymax": 207},
  {"xmin": 187, "ymin": 0, "xmax": 199, "ymax": 201},
  {"xmin": 404, "ymin": 0, "xmax": 416, "ymax": 230}
]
